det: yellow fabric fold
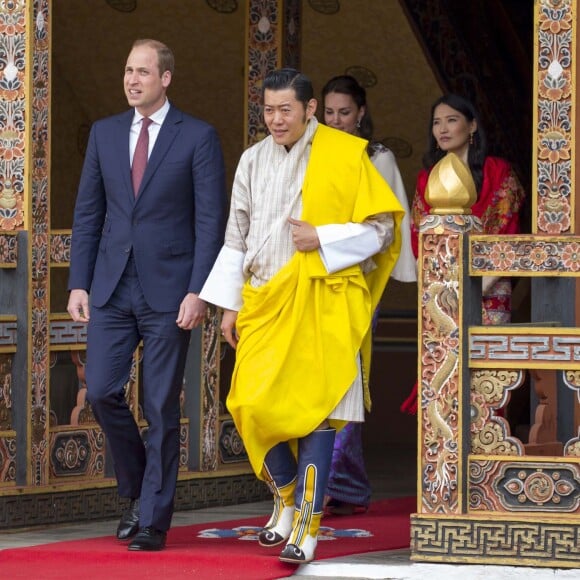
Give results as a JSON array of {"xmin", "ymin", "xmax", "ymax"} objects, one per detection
[{"xmin": 227, "ymin": 125, "xmax": 404, "ymax": 477}]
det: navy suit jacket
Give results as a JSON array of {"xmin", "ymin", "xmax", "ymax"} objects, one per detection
[{"xmin": 68, "ymin": 105, "xmax": 227, "ymax": 312}]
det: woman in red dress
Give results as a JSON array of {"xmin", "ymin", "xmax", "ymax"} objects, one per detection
[{"xmin": 401, "ymin": 94, "xmax": 525, "ymax": 414}]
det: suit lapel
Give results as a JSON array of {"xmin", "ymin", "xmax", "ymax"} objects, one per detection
[
  {"xmin": 135, "ymin": 106, "xmax": 181, "ymax": 202},
  {"xmin": 116, "ymin": 111, "xmax": 134, "ymax": 204}
]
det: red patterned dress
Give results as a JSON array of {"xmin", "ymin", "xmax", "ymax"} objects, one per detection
[{"xmin": 401, "ymin": 156, "xmax": 525, "ymax": 414}]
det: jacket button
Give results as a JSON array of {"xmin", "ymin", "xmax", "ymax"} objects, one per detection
[{"xmin": 125, "ymin": 248, "xmax": 131, "ymax": 253}]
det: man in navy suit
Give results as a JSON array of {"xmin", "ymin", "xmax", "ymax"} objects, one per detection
[{"xmin": 67, "ymin": 39, "xmax": 227, "ymax": 551}]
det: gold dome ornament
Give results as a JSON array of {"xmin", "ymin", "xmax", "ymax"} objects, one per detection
[{"xmin": 424, "ymin": 152, "xmax": 477, "ymax": 215}]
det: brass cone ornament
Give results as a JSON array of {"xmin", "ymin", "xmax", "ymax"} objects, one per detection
[{"xmin": 424, "ymin": 152, "xmax": 477, "ymax": 215}]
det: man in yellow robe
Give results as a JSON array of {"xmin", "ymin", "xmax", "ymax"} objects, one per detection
[{"xmin": 200, "ymin": 68, "xmax": 404, "ymax": 564}]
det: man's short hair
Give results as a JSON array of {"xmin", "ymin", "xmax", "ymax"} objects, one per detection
[
  {"xmin": 262, "ymin": 68, "xmax": 314, "ymax": 107},
  {"xmin": 132, "ymin": 39, "xmax": 175, "ymax": 76}
]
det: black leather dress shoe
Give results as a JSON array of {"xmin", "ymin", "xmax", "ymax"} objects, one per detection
[
  {"xmin": 116, "ymin": 498, "xmax": 140, "ymax": 540},
  {"xmin": 128, "ymin": 526, "xmax": 167, "ymax": 551}
]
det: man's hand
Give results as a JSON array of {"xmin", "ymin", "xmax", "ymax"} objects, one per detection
[
  {"xmin": 176, "ymin": 293, "xmax": 207, "ymax": 329},
  {"xmin": 67, "ymin": 289, "xmax": 90, "ymax": 323},
  {"xmin": 288, "ymin": 217, "xmax": 320, "ymax": 251},
  {"xmin": 221, "ymin": 309, "xmax": 239, "ymax": 349}
]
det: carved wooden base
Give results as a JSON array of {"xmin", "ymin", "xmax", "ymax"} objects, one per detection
[
  {"xmin": 0, "ymin": 472, "xmax": 269, "ymax": 530},
  {"xmin": 411, "ymin": 514, "xmax": 580, "ymax": 568}
]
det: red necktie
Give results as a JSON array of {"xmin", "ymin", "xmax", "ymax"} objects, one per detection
[{"xmin": 132, "ymin": 117, "xmax": 152, "ymax": 196}]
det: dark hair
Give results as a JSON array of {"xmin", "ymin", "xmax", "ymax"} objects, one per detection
[
  {"xmin": 262, "ymin": 68, "xmax": 314, "ymax": 108},
  {"xmin": 321, "ymin": 75, "xmax": 377, "ymax": 156},
  {"xmin": 132, "ymin": 39, "xmax": 174, "ymax": 76},
  {"xmin": 423, "ymin": 94, "xmax": 487, "ymax": 193}
]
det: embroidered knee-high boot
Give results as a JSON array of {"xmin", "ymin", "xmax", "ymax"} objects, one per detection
[
  {"xmin": 279, "ymin": 428, "xmax": 336, "ymax": 564},
  {"xmin": 259, "ymin": 441, "xmax": 297, "ymax": 547}
]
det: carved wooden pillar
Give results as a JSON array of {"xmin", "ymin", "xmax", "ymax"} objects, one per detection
[
  {"xmin": 414, "ymin": 153, "xmax": 482, "ymax": 515},
  {"xmin": 411, "ymin": 2, "xmax": 580, "ymax": 568},
  {"xmin": 245, "ymin": 0, "xmax": 301, "ymax": 147},
  {"xmin": 534, "ymin": 0, "xmax": 578, "ymax": 440},
  {"xmin": 0, "ymin": 0, "xmax": 50, "ymax": 487},
  {"xmin": 29, "ymin": 0, "xmax": 51, "ymax": 487}
]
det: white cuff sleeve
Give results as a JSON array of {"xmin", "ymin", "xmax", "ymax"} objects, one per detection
[
  {"xmin": 316, "ymin": 223, "xmax": 381, "ymax": 274},
  {"xmin": 199, "ymin": 246, "xmax": 246, "ymax": 311}
]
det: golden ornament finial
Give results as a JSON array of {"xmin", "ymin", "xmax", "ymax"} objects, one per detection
[{"xmin": 424, "ymin": 152, "xmax": 477, "ymax": 215}]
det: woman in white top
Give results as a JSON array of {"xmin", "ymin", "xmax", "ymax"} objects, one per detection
[{"xmin": 322, "ymin": 74, "xmax": 416, "ymax": 514}]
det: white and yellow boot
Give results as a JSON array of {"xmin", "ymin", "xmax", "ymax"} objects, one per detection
[
  {"xmin": 259, "ymin": 442, "xmax": 297, "ymax": 547},
  {"xmin": 279, "ymin": 428, "xmax": 335, "ymax": 564}
]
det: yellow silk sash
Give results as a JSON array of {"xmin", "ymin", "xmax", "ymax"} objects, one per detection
[{"xmin": 227, "ymin": 125, "xmax": 404, "ymax": 477}]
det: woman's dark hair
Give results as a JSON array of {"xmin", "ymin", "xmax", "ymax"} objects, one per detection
[
  {"xmin": 321, "ymin": 75, "xmax": 377, "ymax": 156},
  {"xmin": 262, "ymin": 68, "xmax": 314, "ymax": 108},
  {"xmin": 423, "ymin": 94, "xmax": 487, "ymax": 193}
]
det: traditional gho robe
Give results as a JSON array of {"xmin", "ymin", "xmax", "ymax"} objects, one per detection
[{"xmin": 200, "ymin": 119, "xmax": 404, "ymax": 477}]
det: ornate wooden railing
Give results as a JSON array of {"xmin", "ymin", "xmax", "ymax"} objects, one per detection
[{"xmin": 411, "ymin": 156, "xmax": 580, "ymax": 569}]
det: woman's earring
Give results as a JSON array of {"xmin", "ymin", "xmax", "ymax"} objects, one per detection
[
  {"xmin": 470, "ymin": 132, "xmax": 474, "ymax": 145},
  {"xmin": 356, "ymin": 120, "xmax": 361, "ymax": 129}
]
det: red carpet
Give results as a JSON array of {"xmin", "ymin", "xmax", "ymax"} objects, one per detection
[{"xmin": 0, "ymin": 496, "xmax": 414, "ymax": 580}]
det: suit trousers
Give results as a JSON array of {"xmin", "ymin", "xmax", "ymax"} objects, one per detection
[{"xmin": 86, "ymin": 255, "xmax": 191, "ymax": 532}]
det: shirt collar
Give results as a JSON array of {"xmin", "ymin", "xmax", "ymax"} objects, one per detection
[{"xmin": 132, "ymin": 99, "xmax": 170, "ymax": 126}]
